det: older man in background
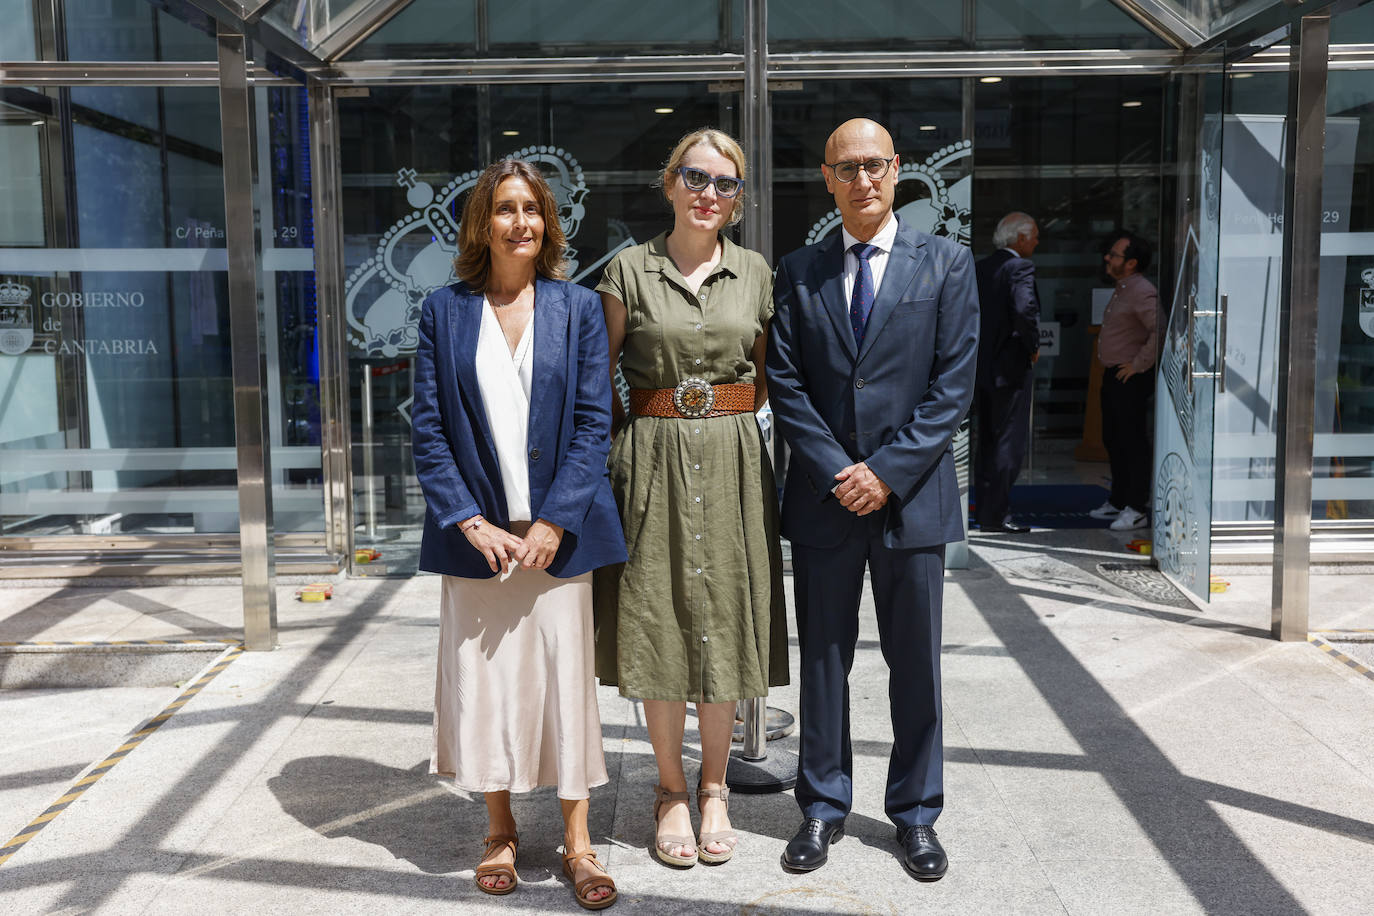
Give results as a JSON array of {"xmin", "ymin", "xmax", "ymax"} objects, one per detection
[{"xmin": 973, "ymin": 212, "xmax": 1040, "ymax": 534}]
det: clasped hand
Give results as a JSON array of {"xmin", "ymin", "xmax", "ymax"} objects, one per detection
[
  {"xmin": 461, "ymin": 518, "xmax": 565, "ymax": 572},
  {"xmin": 834, "ymin": 461, "xmax": 891, "ymax": 516}
]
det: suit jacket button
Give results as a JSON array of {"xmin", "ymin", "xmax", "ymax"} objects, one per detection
[
  {"xmin": 529, "ymin": 448, "xmax": 541, "ymax": 460},
  {"xmin": 848, "ymin": 431, "xmax": 856, "ymax": 440},
  {"xmin": 855, "ymin": 378, "xmax": 865, "ymax": 389}
]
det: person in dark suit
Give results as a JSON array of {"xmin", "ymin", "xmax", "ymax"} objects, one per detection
[
  {"xmin": 973, "ymin": 212, "xmax": 1041, "ymax": 534},
  {"xmin": 767, "ymin": 118, "xmax": 979, "ymax": 881},
  {"xmin": 412, "ymin": 159, "xmax": 626, "ymax": 909}
]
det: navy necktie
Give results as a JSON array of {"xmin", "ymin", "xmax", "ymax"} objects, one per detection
[{"xmin": 849, "ymin": 242, "xmax": 879, "ymax": 347}]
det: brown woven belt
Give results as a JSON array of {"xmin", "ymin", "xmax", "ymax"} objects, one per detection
[{"xmin": 629, "ymin": 381, "xmax": 755, "ymax": 419}]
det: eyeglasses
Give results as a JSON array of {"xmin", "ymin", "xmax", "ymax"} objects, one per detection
[
  {"xmin": 824, "ymin": 156, "xmax": 896, "ymax": 183},
  {"xmin": 1104, "ymin": 251, "xmax": 1127, "ymax": 260},
  {"xmin": 676, "ymin": 166, "xmax": 743, "ymax": 199}
]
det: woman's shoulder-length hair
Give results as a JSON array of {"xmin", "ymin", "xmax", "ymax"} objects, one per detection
[{"xmin": 454, "ymin": 159, "xmax": 569, "ymax": 292}]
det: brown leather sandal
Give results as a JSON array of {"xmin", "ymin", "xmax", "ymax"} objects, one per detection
[
  {"xmin": 652, "ymin": 784, "xmax": 698, "ymax": 867},
  {"xmin": 475, "ymin": 834, "xmax": 518, "ymax": 895},
  {"xmin": 562, "ymin": 848, "xmax": 618, "ymax": 910},
  {"xmin": 696, "ymin": 783, "xmax": 738, "ymax": 864}
]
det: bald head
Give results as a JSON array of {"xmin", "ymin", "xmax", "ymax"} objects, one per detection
[
  {"xmin": 824, "ymin": 118, "xmax": 894, "ymax": 163},
  {"xmin": 821, "ymin": 118, "xmax": 899, "ymax": 242}
]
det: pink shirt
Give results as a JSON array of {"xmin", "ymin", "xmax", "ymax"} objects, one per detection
[{"xmin": 1097, "ymin": 272, "xmax": 1159, "ymax": 370}]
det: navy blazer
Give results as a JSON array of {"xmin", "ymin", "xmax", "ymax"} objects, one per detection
[
  {"xmin": 411, "ymin": 277, "xmax": 627, "ymax": 579},
  {"xmin": 974, "ymin": 248, "xmax": 1040, "ymax": 389},
  {"xmin": 767, "ymin": 219, "xmax": 979, "ymax": 550}
]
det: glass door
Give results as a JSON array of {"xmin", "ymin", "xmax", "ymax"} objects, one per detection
[{"xmin": 1152, "ymin": 63, "xmax": 1225, "ymax": 601}]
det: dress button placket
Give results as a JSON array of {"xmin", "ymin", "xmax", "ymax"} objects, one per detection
[{"xmin": 688, "ymin": 287, "xmax": 705, "ymax": 691}]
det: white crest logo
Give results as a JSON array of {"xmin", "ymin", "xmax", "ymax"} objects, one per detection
[
  {"xmin": 0, "ymin": 278, "xmax": 35, "ymax": 356},
  {"xmin": 344, "ymin": 146, "xmax": 593, "ymax": 357},
  {"xmin": 1360, "ymin": 266, "xmax": 1374, "ymax": 339},
  {"xmin": 806, "ymin": 141, "xmax": 973, "ymax": 247}
]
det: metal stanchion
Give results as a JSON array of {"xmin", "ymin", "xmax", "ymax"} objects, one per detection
[
  {"xmin": 361, "ymin": 364, "xmax": 376, "ymax": 538},
  {"xmin": 725, "ymin": 696, "xmax": 798, "ymax": 793},
  {"xmin": 732, "ymin": 700, "xmax": 796, "ymax": 743}
]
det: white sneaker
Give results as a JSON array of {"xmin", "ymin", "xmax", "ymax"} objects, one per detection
[
  {"xmin": 1110, "ymin": 507, "xmax": 1149, "ymax": 531},
  {"xmin": 1088, "ymin": 500, "xmax": 1121, "ymax": 520}
]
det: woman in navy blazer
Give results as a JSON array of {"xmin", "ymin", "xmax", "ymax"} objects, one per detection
[{"xmin": 411, "ymin": 159, "xmax": 626, "ymax": 910}]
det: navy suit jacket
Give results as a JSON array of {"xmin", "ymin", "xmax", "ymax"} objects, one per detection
[
  {"xmin": 767, "ymin": 219, "xmax": 980, "ymax": 550},
  {"xmin": 411, "ymin": 277, "xmax": 627, "ymax": 579},
  {"xmin": 974, "ymin": 248, "xmax": 1040, "ymax": 389}
]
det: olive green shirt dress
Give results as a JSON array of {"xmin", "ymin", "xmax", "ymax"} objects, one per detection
[{"xmin": 593, "ymin": 231, "xmax": 788, "ymax": 703}]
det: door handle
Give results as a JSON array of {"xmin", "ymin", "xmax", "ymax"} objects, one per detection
[{"xmin": 1190, "ymin": 294, "xmax": 1226, "ymax": 390}]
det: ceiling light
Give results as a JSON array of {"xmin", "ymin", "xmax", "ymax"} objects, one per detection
[
  {"xmin": 1122, "ymin": 100, "xmax": 1143, "ymax": 108},
  {"xmin": 1231, "ymin": 72, "xmax": 1253, "ymax": 79},
  {"xmin": 501, "ymin": 130, "xmax": 519, "ymax": 136},
  {"xmin": 654, "ymin": 107, "xmax": 674, "ymax": 114},
  {"xmin": 919, "ymin": 125, "xmax": 937, "ymax": 131},
  {"xmin": 31, "ymin": 120, "xmax": 44, "ymax": 125},
  {"xmin": 979, "ymin": 76, "xmax": 1002, "ymax": 84}
]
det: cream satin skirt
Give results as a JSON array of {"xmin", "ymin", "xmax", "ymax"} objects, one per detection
[{"xmin": 431, "ymin": 566, "xmax": 608, "ymax": 799}]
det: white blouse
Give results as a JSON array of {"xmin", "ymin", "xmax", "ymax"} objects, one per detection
[{"xmin": 473, "ymin": 299, "xmax": 535, "ymax": 522}]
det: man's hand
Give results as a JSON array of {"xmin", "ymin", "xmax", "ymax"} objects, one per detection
[
  {"xmin": 834, "ymin": 461, "xmax": 892, "ymax": 516},
  {"xmin": 516, "ymin": 519, "xmax": 564, "ymax": 570},
  {"xmin": 1115, "ymin": 362, "xmax": 1142, "ymax": 382}
]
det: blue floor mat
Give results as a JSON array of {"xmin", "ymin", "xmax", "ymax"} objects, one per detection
[{"xmin": 973, "ymin": 484, "xmax": 1114, "ymax": 529}]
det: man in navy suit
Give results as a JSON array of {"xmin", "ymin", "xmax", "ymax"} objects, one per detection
[
  {"xmin": 973, "ymin": 212, "xmax": 1041, "ymax": 534},
  {"xmin": 767, "ymin": 118, "xmax": 978, "ymax": 881}
]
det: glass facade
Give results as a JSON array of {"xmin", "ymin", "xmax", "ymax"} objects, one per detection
[
  {"xmin": 0, "ymin": 82, "xmax": 322, "ymax": 538},
  {"xmin": 3, "ymin": 0, "xmax": 1374, "ymax": 593}
]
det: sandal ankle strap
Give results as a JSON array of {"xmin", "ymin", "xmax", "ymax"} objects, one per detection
[
  {"xmin": 654, "ymin": 784, "xmax": 690, "ymax": 803},
  {"xmin": 563, "ymin": 848, "xmax": 600, "ymax": 867},
  {"xmin": 697, "ymin": 783, "xmax": 730, "ymax": 806}
]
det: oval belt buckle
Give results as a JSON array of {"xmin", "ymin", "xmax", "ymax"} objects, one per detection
[{"xmin": 673, "ymin": 377, "xmax": 715, "ymax": 419}]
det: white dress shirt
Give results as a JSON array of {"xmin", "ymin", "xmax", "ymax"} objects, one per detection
[
  {"xmin": 840, "ymin": 213, "xmax": 900, "ymax": 305},
  {"xmin": 474, "ymin": 300, "xmax": 535, "ymax": 521}
]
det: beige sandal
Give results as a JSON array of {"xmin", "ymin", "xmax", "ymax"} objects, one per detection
[
  {"xmin": 651, "ymin": 784, "xmax": 698, "ymax": 867},
  {"xmin": 475, "ymin": 833, "xmax": 518, "ymax": 895},
  {"xmin": 697, "ymin": 783, "xmax": 738, "ymax": 864},
  {"xmin": 562, "ymin": 848, "xmax": 618, "ymax": 910}
]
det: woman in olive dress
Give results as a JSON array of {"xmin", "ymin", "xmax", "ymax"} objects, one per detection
[{"xmin": 594, "ymin": 128, "xmax": 787, "ymax": 868}]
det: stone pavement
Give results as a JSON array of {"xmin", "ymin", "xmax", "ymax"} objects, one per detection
[{"xmin": 1, "ymin": 528, "xmax": 1371, "ymax": 915}]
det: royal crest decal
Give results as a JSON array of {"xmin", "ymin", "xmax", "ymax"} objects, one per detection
[
  {"xmin": 344, "ymin": 146, "xmax": 593, "ymax": 357},
  {"xmin": 0, "ymin": 279, "xmax": 35, "ymax": 356},
  {"xmin": 806, "ymin": 141, "xmax": 973, "ymax": 247}
]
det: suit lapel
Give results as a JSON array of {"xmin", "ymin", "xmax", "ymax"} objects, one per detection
[
  {"xmin": 857, "ymin": 223, "xmax": 927, "ymax": 365},
  {"xmin": 450, "ymin": 286, "xmax": 499, "ymax": 463},
  {"xmin": 528, "ymin": 277, "xmax": 568, "ymax": 446},
  {"xmin": 814, "ymin": 232, "xmax": 858, "ymax": 361}
]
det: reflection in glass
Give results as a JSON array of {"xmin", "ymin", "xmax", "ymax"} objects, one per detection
[
  {"xmin": 63, "ymin": 0, "xmax": 216, "ymax": 62},
  {"xmin": 976, "ymin": 0, "xmax": 1168, "ymax": 49},
  {"xmin": 770, "ymin": 0, "xmax": 960, "ymax": 45},
  {"xmin": 1313, "ymin": 16, "xmax": 1374, "ymax": 524},
  {"xmin": 0, "ymin": 0, "xmax": 37, "ymax": 60},
  {"xmin": 490, "ymin": 0, "xmax": 721, "ymax": 49},
  {"xmin": 0, "ymin": 86, "xmax": 322, "ymax": 537},
  {"xmin": 341, "ymin": 0, "xmax": 477, "ymax": 59}
]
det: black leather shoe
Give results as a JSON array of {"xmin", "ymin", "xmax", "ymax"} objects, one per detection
[
  {"xmin": 781, "ymin": 818, "xmax": 843, "ymax": 872},
  {"xmin": 897, "ymin": 824, "xmax": 947, "ymax": 881}
]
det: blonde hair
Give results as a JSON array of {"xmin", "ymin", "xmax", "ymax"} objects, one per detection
[
  {"xmin": 659, "ymin": 127, "xmax": 748, "ymax": 226},
  {"xmin": 454, "ymin": 159, "xmax": 568, "ymax": 292}
]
